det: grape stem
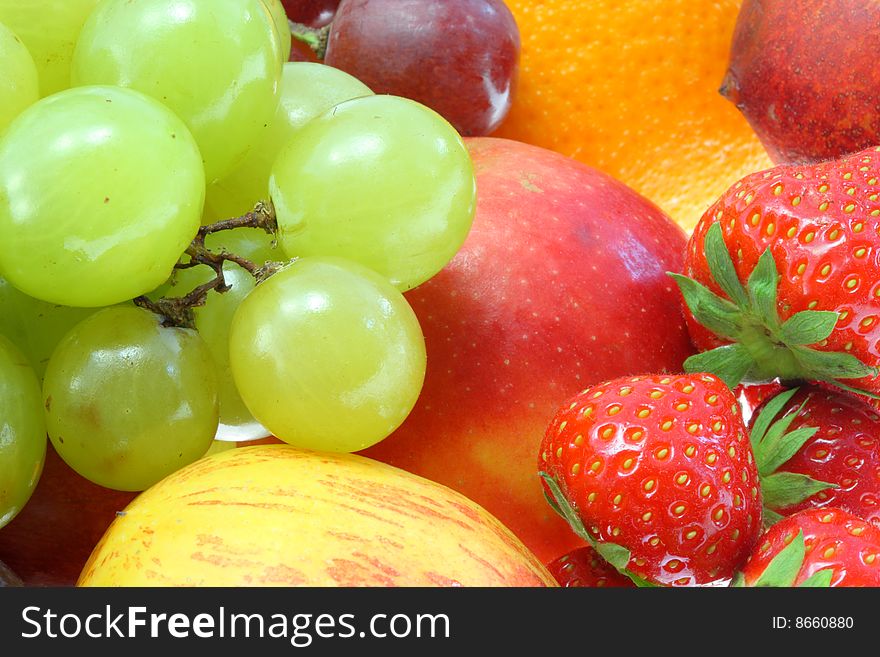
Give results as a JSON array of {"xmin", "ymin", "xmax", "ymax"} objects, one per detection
[
  {"xmin": 133, "ymin": 200, "xmax": 283, "ymax": 329},
  {"xmin": 289, "ymin": 20, "xmax": 331, "ymax": 60}
]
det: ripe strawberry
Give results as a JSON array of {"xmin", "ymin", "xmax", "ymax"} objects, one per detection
[
  {"xmin": 739, "ymin": 507, "xmax": 880, "ymax": 587},
  {"xmin": 546, "ymin": 547, "xmax": 636, "ymax": 588},
  {"xmin": 538, "ymin": 373, "xmax": 763, "ymax": 587},
  {"xmin": 749, "ymin": 385, "xmax": 880, "ymax": 527},
  {"xmin": 672, "ymin": 146, "xmax": 880, "ymax": 395}
]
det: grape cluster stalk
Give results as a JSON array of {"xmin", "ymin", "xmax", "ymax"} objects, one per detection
[{"xmin": 134, "ymin": 201, "xmax": 282, "ymax": 330}]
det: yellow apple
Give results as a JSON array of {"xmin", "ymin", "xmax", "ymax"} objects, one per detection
[{"xmin": 78, "ymin": 445, "xmax": 556, "ymax": 587}]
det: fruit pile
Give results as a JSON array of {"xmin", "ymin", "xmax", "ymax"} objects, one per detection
[{"xmin": 1, "ymin": 0, "xmax": 880, "ymax": 588}]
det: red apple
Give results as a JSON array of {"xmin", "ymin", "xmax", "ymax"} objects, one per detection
[
  {"xmin": 723, "ymin": 0, "xmax": 880, "ymax": 164},
  {"xmin": 362, "ymin": 137, "xmax": 696, "ymax": 563}
]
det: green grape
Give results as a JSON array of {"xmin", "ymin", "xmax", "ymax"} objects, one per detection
[
  {"xmin": 43, "ymin": 305, "xmax": 219, "ymax": 492},
  {"xmin": 205, "ymin": 62, "xmax": 373, "ymax": 222},
  {"xmin": 261, "ymin": 0, "xmax": 292, "ymax": 65},
  {"xmin": 269, "ymin": 94, "xmax": 477, "ymax": 291},
  {"xmin": 72, "ymin": 0, "xmax": 282, "ymax": 183},
  {"xmin": 0, "ymin": 21, "xmax": 39, "ymax": 136},
  {"xmin": 0, "ymin": 85, "xmax": 204, "ymax": 308},
  {"xmin": 203, "ymin": 440, "xmax": 237, "ymax": 458},
  {"xmin": 0, "ymin": 275, "xmax": 98, "ymax": 380},
  {"xmin": 160, "ymin": 228, "xmax": 280, "ymax": 441},
  {"xmin": 0, "ymin": 335, "xmax": 47, "ymax": 529},
  {"xmin": 229, "ymin": 256, "xmax": 426, "ymax": 453},
  {"xmin": 0, "ymin": 0, "xmax": 99, "ymax": 97}
]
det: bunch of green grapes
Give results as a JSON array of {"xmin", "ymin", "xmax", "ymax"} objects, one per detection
[{"xmin": 0, "ymin": 0, "xmax": 476, "ymax": 499}]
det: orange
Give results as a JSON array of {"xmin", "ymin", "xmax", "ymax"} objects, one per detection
[{"xmin": 495, "ymin": 0, "xmax": 773, "ymax": 233}]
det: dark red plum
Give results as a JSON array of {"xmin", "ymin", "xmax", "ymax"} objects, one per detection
[{"xmin": 324, "ymin": 0, "xmax": 520, "ymax": 136}]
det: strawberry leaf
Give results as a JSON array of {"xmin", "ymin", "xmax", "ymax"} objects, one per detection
[
  {"xmin": 779, "ymin": 311, "xmax": 839, "ymax": 345},
  {"xmin": 683, "ymin": 344, "xmax": 755, "ymax": 390},
  {"xmin": 798, "ymin": 569, "xmax": 834, "ymax": 587},
  {"xmin": 704, "ymin": 222, "xmax": 750, "ymax": 309},
  {"xmin": 538, "ymin": 471, "xmax": 657, "ymax": 588},
  {"xmin": 594, "ymin": 542, "xmax": 631, "ymax": 571},
  {"xmin": 791, "ymin": 345, "xmax": 879, "ymax": 381},
  {"xmin": 538, "ymin": 472, "xmax": 591, "ymax": 543},
  {"xmin": 669, "ymin": 274, "xmax": 743, "ymax": 339},
  {"xmin": 761, "ymin": 471, "xmax": 838, "ymax": 510},
  {"xmin": 748, "ymin": 387, "xmax": 799, "ymax": 450},
  {"xmin": 543, "ymin": 488, "xmax": 565, "ymax": 520},
  {"xmin": 758, "ymin": 427, "xmax": 819, "ymax": 476},
  {"xmin": 751, "ymin": 395, "xmax": 814, "ymax": 476},
  {"xmin": 751, "ymin": 530, "xmax": 806, "ymax": 587},
  {"xmin": 591, "ymin": 543, "xmax": 657, "ymax": 588},
  {"xmin": 822, "ymin": 378, "xmax": 880, "ymax": 401},
  {"xmin": 623, "ymin": 571, "xmax": 659, "ymax": 588},
  {"xmin": 748, "ymin": 388, "xmax": 837, "ymax": 511},
  {"xmin": 746, "ymin": 248, "xmax": 780, "ymax": 329},
  {"xmin": 758, "ymin": 426, "xmax": 819, "ymax": 476}
]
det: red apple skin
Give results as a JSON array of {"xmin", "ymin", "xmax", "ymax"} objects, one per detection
[
  {"xmin": 362, "ymin": 137, "xmax": 696, "ymax": 563},
  {"xmin": 723, "ymin": 0, "xmax": 880, "ymax": 164}
]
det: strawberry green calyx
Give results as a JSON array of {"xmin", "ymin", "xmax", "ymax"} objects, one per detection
[
  {"xmin": 731, "ymin": 531, "xmax": 833, "ymax": 588},
  {"xmin": 670, "ymin": 222, "xmax": 879, "ymax": 394},
  {"xmin": 748, "ymin": 387, "xmax": 837, "ymax": 521},
  {"xmin": 539, "ymin": 473, "xmax": 656, "ymax": 588}
]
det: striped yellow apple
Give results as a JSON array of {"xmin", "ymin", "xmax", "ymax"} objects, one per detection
[{"xmin": 77, "ymin": 445, "xmax": 556, "ymax": 587}]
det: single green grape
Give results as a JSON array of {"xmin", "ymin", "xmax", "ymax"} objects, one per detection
[
  {"xmin": 0, "ymin": 275, "xmax": 98, "ymax": 380},
  {"xmin": 202, "ymin": 440, "xmax": 237, "ymax": 458},
  {"xmin": 43, "ymin": 305, "xmax": 219, "ymax": 492},
  {"xmin": 72, "ymin": 0, "xmax": 282, "ymax": 182},
  {"xmin": 0, "ymin": 0, "xmax": 99, "ymax": 97},
  {"xmin": 269, "ymin": 94, "xmax": 477, "ymax": 291},
  {"xmin": 0, "ymin": 20, "xmax": 39, "ymax": 136},
  {"xmin": 0, "ymin": 85, "xmax": 204, "ymax": 308},
  {"xmin": 158, "ymin": 228, "xmax": 280, "ymax": 441},
  {"xmin": 229, "ymin": 256, "xmax": 426, "ymax": 453},
  {"xmin": 0, "ymin": 335, "xmax": 47, "ymax": 529},
  {"xmin": 261, "ymin": 0, "xmax": 292, "ymax": 65},
  {"xmin": 205, "ymin": 62, "xmax": 373, "ymax": 222}
]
